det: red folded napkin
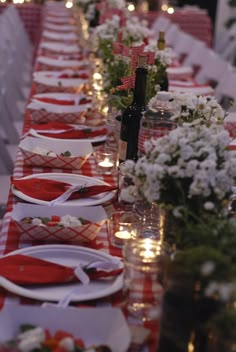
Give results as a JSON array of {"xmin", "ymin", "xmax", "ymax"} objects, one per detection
[
  {"xmin": 0, "ymin": 254, "xmax": 122, "ymax": 285},
  {"xmin": 40, "ymin": 128, "xmax": 107, "ymax": 139},
  {"xmin": 31, "ymin": 122, "xmax": 107, "ymax": 139},
  {"xmin": 57, "ymin": 73, "xmax": 89, "ymax": 79},
  {"xmin": 31, "ymin": 121, "xmax": 72, "ymax": 131},
  {"xmin": 46, "ymin": 73, "xmax": 88, "ymax": 79},
  {"xmin": 35, "ymin": 97, "xmax": 92, "ymax": 105},
  {"xmin": 12, "ymin": 177, "xmax": 116, "ymax": 201}
]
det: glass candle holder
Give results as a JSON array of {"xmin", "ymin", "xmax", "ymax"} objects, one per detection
[
  {"xmin": 118, "ymin": 162, "xmax": 136, "ymax": 210},
  {"xmin": 133, "ymin": 199, "xmax": 162, "ymax": 241},
  {"xmin": 122, "ymin": 238, "xmax": 168, "ymax": 322},
  {"xmin": 108, "ymin": 211, "xmax": 140, "ymax": 248},
  {"xmin": 94, "ymin": 148, "xmax": 118, "ymax": 174}
]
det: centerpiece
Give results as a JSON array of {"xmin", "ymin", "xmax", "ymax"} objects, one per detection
[
  {"xmin": 164, "ymin": 92, "xmax": 226, "ymax": 126},
  {"xmin": 123, "ymin": 123, "xmax": 236, "ymax": 244}
]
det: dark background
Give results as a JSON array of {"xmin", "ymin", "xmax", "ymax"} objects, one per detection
[
  {"xmin": 146, "ymin": 0, "xmax": 218, "ymax": 26},
  {"xmin": 176, "ymin": 0, "xmax": 218, "ymax": 25}
]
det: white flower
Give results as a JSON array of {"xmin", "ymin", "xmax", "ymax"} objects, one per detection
[
  {"xmin": 59, "ymin": 337, "xmax": 75, "ymax": 351},
  {"xmin": 144, "ymin": 42, "xmax": 173, "ymax": 66},
  {"xmin": 172, "ymin": 206, "xmax": 185, "ymax": 218},
  {"xmin": 18, "ymin": 328, "xmax": 45, "ymax": 352},
  {"xmin": 119, "ymin": 185, "xmax": 136, "ymax": 203},
  {"xmin": 201, "ymin": 261, "xmax": 215, "ymax": 276},
  {"xmin": 205, "ymin": 282, "xmax": 235, "ymax": 302},
  {"xmin": 151, "ymin": 92, "xmax": 225, "ymax": 126},
  {"xmin": 203, "ymin": 202, "xmax": 215, "ymax": 210}
]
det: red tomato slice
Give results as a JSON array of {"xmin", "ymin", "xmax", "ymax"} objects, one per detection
[
  {"xmin": 75, "ymin": 338, "xmax": 85, "ymax": 348},
  {"xmin": 51, "ymin": 215, "xmax": 61, "ymax": 222},
  {"xmin": 54, "ymin": 331, "xmax": 73, "ymax": 341}
]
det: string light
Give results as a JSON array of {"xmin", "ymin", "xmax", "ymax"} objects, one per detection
[
  {"xmin": 127, "ymin": 3, "xmax": 135, "ymax": 12},
  {"xmin": 167, "ymin": 6, "xmax": 175, "ymax": 14},
  {"xmin": 65, "ymin": 1, "xmax": 73, "ymax": 8},
  {"xmin": 161, "ymin": 4, "xmax": 168, "ymax": 11}
]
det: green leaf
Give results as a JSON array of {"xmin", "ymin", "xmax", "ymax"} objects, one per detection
[
  {"xmin": 19, "ymin": 324, "xmax": 36, "ymax": 332},
  {"xmin": 60, "ymin": 151, "xmax": 72, "ymax": 157}
]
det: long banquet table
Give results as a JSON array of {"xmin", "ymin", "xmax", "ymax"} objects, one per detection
[{"xmin": 0, "ymin": 3, "xmax": 217, "ymax": 352}]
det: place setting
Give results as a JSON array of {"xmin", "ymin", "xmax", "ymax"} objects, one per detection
[
  {"xmin": 26, "ymin": 121, "xmax": 107, "ymax": 144},
  {"xmin": 42, "ymin": 30, "xmax": 78, "ymax": 42},
  {"xmin": 36, "ymin": 55, "xmax": 89, "ymax": 71},
  {"xmin": 0, "ymin": 243, "xmax": 123, "ymax": 302},
  {"xmin": 43, "ymin": 22, "xmax": 77, "ymax": 32},
  {"xmin": 39, "ymin": 41, "xmax": 80, "ymax": 56},
  {"xmin": 33, "ymin": 69, "xmax": 89, "ymax": 94},
  {"xmin": 11, "ymin": 173, "xmax": 117, "ymax": 206},
  {"xmin": 27, "ymin": 92, "xmax": 93, "ymax": 124}
]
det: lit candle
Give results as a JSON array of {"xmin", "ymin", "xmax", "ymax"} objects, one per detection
[
  {"xmin": 141, "ymin": 239, "xmax": 162, "ymax": 261},
  {"xmin": 114, "ymin": 227, "xmax": 131, "ymax": 246},
  {"xmin": 98, "ymin": 157, "xmax": 114, "ymax": 168},
  {"xmin": 115, "ymin": 230, "xmax": 131, "ymax": 240}
]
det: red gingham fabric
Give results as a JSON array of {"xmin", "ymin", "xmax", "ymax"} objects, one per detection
[
  {"xmin": 135, "ymin": 10, "xmax": 213, "ymax": 47},
  {"xmin": 0, "ymin": 4, "xmax": 42, "ymax": 44},
  {"xmin": 0, "ymin": 5, "xmax": 215, "ymax": 351}
]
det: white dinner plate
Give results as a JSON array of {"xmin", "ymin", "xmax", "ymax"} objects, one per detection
[
  {"xmin": 169, "ymin": 84, "xmax": 214, "ymax": 95},
  {"xmin": 45, "ymin": 17, "xmax": 73, "ymax": 24},
  {"xmin": 40, "ymin": 42, "xmax": 79, "ymax": 53},
  {"xmin": 12, "ymin": 173, "xmax": 115, "ymax": 206},
  {"xmin": 37, "ymin": 56, "xmax": 87, "ymax": 68},
  {"xmin": 29, "ymin": 126, "xmax": 106, "ymax": 144},
  {"xmin": 42, "ymin": 30, "xmax": 77, "ymax": 41},
  {"xmin": 29, "ymin": 93, "xmax": 92, "ymax": 113},
  {"xmin": 1, "ymin": 244, "xmax": 123, "ymax": 302},
  {"xmin": 167, "ymin": 66, "xmax": 193, "ymax": 75},
  {"xmin": 33, "ymin": 71, "xmax": 88, "ymax": 88},
  {"xmin": 44, "ymin": 23, "xmax": 76, "ymax": 32}
]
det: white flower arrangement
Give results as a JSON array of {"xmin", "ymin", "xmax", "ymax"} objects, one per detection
[
  {"xmin": 121, "ymin": 16, "xmax": 151, "ymax": 44},
  {"xmin": 144, "ymin": 40, "xmax": 173, "ymax": 67},
  {"xmin": 166, "ymin": 92, "xmax": 225, "ymax": 126},
  {"xmin": 123, "ymin": 124, "xmax": 236, "ymax": 217},
  {"xmin": 107, "ymin": 0, "xmax": 126, "ymax": 9},
  {"xmin": 85, "ymin": 3, "xmax": 96, "ymax": 21},
  {"xmin": 94, "ymin": 14, "xmax": 120, "ymax": 41}
]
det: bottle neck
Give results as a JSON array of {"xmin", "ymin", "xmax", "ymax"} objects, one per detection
[{"xmin": 132, "ymin": 67, "xmax": 147, "ymax": 108}]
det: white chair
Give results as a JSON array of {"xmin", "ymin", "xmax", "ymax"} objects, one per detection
[
  {"xmin": 214, "ymin": 66, "xmax": 236, "ymax": 111},
  {"xmin": 220, "ymin": 39, "xmax": 236, "ymax": 66},
  {"xmin": 151, "ymin": 15, "xmax": 172, "ymax": 38},
  {"xmin": 0, "ymin": 135, "xmax": 14, "ymax": 175},
  {"xmin": 172, "ymin": 32, "xmax": 196, "ymax": 63},
  {"xmin": 195, "ymin": 50, "xmax": 230, "ymax": 88},
  {"xmin": 215, "ymin": 24, "xmax": 236, "ymax": 55},
  {"xmin": 182, "ymin": 40, "xmax": 208, "ymax": 75},
  {"xmin": 165, "ymin": 24, "xmax": 181, "ymax": 48}
]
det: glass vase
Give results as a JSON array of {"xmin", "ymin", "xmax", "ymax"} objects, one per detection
[
  {"xmin": 133, "ymin": 199, "xmax": 162, "ymax": 241},
  {"xmin": 159, "ymin": 69, "xmax": 169, "ymax": 92}
]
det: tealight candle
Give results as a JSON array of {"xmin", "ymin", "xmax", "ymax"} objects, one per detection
[
  {"xmin": 115, "ymin": 229, "xmax": 131, "ymax": 240},
  {"xmin": 108, "ymin": 211, "xmax": 140, "ymax": 248},
  {"xmin": 114, "ymin": 227, "xmax": 132, "ymax": 246},
  {"xmin": 95, "ymin": 149, "xmax": 117, "ymax": 174},
  {"xmin": 98, "ymin": 157, "xmax": 114, "ymax": 168}
]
